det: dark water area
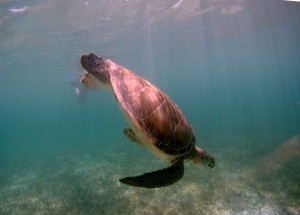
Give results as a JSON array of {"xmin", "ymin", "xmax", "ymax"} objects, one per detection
[{"xmin": 1, "ymin": 0, "xmax": 300, "ymax": 214}]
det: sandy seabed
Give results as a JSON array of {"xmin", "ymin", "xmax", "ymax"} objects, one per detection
[{"xmin": 0, "ymin": 136, "xmax": 299, "ymax": 215}]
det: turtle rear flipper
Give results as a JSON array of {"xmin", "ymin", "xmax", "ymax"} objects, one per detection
[{"xmin": 119, "ymin": 161, "xmax": 184, "ymax": 188}]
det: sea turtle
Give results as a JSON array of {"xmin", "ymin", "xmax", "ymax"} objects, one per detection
[{"xmin": 80, "ymin": 53, "xmax": 215, "ymax": 188}]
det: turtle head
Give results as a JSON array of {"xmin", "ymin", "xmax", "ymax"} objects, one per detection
[
  {"xmin": 80, "ymin": 53, "xmax": 111, "ymax": 88},
  {"xmin": 190, "ymin": 146, "xmax": 215, "ymax": 168}
]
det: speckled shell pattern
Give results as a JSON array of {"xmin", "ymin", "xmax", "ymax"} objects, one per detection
[{"xmin": 109, "ymin": 63, "xmax": 196, "ymax": 157}]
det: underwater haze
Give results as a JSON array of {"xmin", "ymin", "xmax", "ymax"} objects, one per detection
[{"xmin": 1, "ymin": 0, "xmax": 300, "ymax": 214}]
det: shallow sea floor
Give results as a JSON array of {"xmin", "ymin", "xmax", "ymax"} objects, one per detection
[{"xmin": 0, "ymin": 135, "xmax": 299, "ymax": 215}]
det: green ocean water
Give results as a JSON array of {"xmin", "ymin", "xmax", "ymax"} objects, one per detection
[{"xmin": 1, "ymin": 0, "xmax": 300, "ymax": 214}]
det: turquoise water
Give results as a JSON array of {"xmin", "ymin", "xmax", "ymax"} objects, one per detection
[{"xmin": 1, "ymin": 0, "xmax": 300, "ymax": 214}]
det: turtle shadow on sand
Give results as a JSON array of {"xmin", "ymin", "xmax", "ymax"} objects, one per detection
[{"xmin": 79, "ymin": 53, "xmax": 215, "ymax": 188}]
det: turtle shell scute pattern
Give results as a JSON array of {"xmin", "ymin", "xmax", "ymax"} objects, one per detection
[{"xmin": 110, "ymin": 67, "xmax": 195, "ymax": 156}]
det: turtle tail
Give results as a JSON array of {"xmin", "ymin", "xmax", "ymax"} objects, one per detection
[{"xmin": 119, "ymin": 161, "xmax": 184, "ymax": 188}]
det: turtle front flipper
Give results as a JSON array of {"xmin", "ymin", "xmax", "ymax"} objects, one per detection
[
  {"xmin": 80, "ymin": 73, "xmax": 99, "ymax": 88},
  {"xmin": 119, "ymin": 161, "xmax": 184, "ymax": 188},
  {"xmin": 123, "ymin": 128, "xmax": 143, "ymax": 145}
]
